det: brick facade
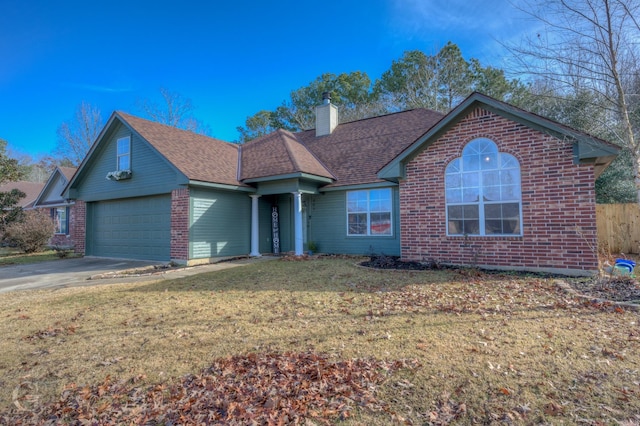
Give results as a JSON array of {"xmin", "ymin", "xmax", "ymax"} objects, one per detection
[
  {"xmin": 48, "ymin": 205, "xmax": 77, "ymax": 249},
  {"xmin": 400, "ymin": 107, "xmax": 599, "ymax": 275},
  {"xmin": 69, "ymin": 201, "xmax": 86, "ymax": 255},
  {"xmin": 170, "ymin": 188, "xmax": 190, "ymax": 263}
]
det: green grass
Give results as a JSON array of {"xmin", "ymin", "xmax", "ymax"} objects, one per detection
[
  {"xmin": 0, "ymin": 257, "xmax": 639, "ymax": 424},
  {"xmin": 0, "ymin": 249, "xmax": 67, "ymax": 266}
]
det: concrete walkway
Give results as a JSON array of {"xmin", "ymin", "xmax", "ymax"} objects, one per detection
[{"xmin": 0, "ymin": 256, "xmax": 278, "ymax": 293}]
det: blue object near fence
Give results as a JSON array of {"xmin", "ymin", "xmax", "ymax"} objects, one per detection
[{"xmin": 614, "ymin": 259, "xmax": 636, "ymax": 274}]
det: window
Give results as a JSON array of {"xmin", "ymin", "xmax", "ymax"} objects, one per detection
[
  {"xmin": 347, "ymin": 188, "xmax": 392, "ymax": 236},
  {"xmin": 445, "ymin": 138, "xmax": 521, "ymax": 236},
  {"xmin": 117, "ymin": 136, "xmax": 131, "ymax": 171},
  {"xmin": 51, "ymin": 207, "xmax": 69, "ymax": 235}
]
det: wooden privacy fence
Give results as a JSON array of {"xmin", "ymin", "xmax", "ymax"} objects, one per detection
[{"xmin": 596, "ymin": 203, "xmax": 640, "ymax": 254}]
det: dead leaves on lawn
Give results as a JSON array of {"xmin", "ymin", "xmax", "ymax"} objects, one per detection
[
  {"xmin": 366, "ymin": 273, "xmax": 637, "ymax": 318},
  {"xmin": 2, "ymin": 352, "xmax": 420, "ymax": 425}
]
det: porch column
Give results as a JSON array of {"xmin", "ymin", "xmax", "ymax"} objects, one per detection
[
  {"xmin": 249, "ymin": 194, "xmax": 261, "ymax": 257},
  {"xmin": 292, "ymin": 191, "xmax": 303, "ymax": 256}
]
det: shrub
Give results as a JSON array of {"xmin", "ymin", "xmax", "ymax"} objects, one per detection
[
  {"xmin": 49, "ymin": 234, "xmax": 76, "ymax": 258},
  {"xmin": 5, "ymin": 210, "xmax": 55, "ymax": 253}
]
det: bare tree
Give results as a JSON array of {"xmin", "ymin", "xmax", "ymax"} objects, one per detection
[
  {"xmin": 138, "ymin": 87, "xmax": 211, "ymax": 135},
  {"xmin": 56, "ymin": 102, "xmax": 103, "ymax": 166},
  {"xmin": 508, "ymin": 0, "xmax": 640, "ymax": 201}
]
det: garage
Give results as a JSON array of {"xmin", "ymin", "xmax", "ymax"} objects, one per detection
[{"xmin": 87, "ymin": 195, "xmax": 171, "ymax": 261}]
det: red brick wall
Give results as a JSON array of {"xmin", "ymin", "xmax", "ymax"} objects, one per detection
[
  {"xmin": 69, "ymin": 202, "xmax": 85, "ymax": 255},
  {"xmin": 170, "ymin": 188, "xmax": 190, "ymax": 262},
  {"xmin": 400, "ymin": 107, "xmax": 598, "ymax": 274}
]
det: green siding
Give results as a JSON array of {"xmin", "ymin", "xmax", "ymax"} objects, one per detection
[
  {"xmin": 189, "ymin": 188, "xmax": 251, "ymax": 258},
  {"xmin": 307, "ymin": 187, "xmax": 401, "ymax": 256},
  {"xmin": 87, "ymin": 195, "xmax": 171, "ymax": 261},
  {"xmin": 74, "ymin": 123, "xmax": 183, "ymax": 202},
  {"xmin": 257, "ymin": 179, "xmax": 300, "ymax": 195},
  {"xmin": 256, "ymin": 179, "xmax": 320, "ymax": 196}
]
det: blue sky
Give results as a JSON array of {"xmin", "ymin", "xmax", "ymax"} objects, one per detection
[{"xmin": 1, "ymin": 0, "xmax": 533, "ymax": 158}]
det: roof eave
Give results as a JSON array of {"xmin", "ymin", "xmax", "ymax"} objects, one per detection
[
  {"xmin": 242, "ymin": 172, "xmax": 334, "ymax": 184},
  {"xmin": 188, "ymin": 180, "xmax": 256, "ymax": 192},
  {"xmin": 378, "ymin": 92, "xmax": 621, "ymax": 181},
  {"xmin": 63, "ymin": 112, "xmax": 122, "ymax": 198},
  {"xmin": 320, "ymin": 181, "xmax": 398, "ymax": 192}
]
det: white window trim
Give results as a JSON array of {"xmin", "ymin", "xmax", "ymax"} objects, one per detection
[
  {"xmin": 445, "ymin": 201, "xmax": 523, "ymax": 237},
  {"xmin": 52, "ymin": 206, "xmax": 69, "ymax": 235},
  {"xmin": 346, "ymin": 188, "xmax": 393, "ymax": 237},
  {"xmin": 445, "ymin": 139, "xmax": 523, "ymax": 237},
  {"xmin": 117, "ymin": 136, "xmax": 131, "ymax": 171}
]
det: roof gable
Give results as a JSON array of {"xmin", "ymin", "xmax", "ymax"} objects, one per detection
[
  {"xmin": 240, "ymin": 129, "xmax": 334, "ymax": 181},
  {"xmin": 34, "ymin": 167, "xmax": 76, "ymax": 208},
  {"xmin": 116, "ymin": 112, "xmax": 245, "ymax": 186},
  {"xmin": 66, "ymin": 112, "xmax": 249, "ymax": 197},
  {"xmin": 379, "ymin": 92, "xmax": 620, "ymax": 180}
]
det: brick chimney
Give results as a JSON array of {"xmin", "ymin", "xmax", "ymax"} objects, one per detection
[{"xmin": 315, "ymin": 92, "xmax": 338, "ymax": 137}]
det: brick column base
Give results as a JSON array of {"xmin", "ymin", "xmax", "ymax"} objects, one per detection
[
  {"xmin": 170, "ymin": 188, "xmax": 189, "ymax": 263},
  {"xmin": 70, "ymin": 201, "xmax": 85, "ymax": 255}
]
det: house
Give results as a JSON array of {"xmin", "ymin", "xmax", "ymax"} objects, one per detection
[
  {"xmin": 63, "ymin": 92, "xmax": 618, "ymax": 276},
  {"xmin": 33, "ymin": 166, "xmax": 77, "ymax": 245},
  {"xmin": 0, "ymin": 181, "xmax": 45, "ymax": 210}
]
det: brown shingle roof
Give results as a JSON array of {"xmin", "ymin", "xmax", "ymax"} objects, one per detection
[
  {"xmin": 240, "ymin": 129, "xmax": 334, "ymax": 181},
  {"xmin": 110, "ymin": 108, "xmax": 444, "ymax": 189},
  {"xmin": 117, "ymin": 112, "xmax": 246, "ymax": 187},
  {"xmin": 59, "ymin": 167, "xmax": 77, "ymax": 181},
  {"xmin": 295, "ymin": 109, "xmax": 445, "ymax": 187},
  {"xmin": 0, "ymin": 181, "xmax": 45, "ymax": 208}
]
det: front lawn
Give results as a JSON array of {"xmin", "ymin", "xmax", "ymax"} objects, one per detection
[
  {"xmin": 0, "ymin": 257, "xmax": 638, "ymax": 424},
  {"xmin": 0, "ymin": 249, "xmax": 77, "ymax": 266}
]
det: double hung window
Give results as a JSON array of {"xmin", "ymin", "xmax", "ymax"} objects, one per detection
[
  {"xmin": 117, "ymin": 136, "xmax": 131, "ymax": 171},
  {"xmin": 51, "ymin": 207, "xmax": 69, "ymax": 235},
  {"xmin": 347, "ymin": 188, "xmax": 392, "ymax": 236}
]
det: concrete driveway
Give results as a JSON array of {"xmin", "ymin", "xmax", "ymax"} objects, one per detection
[{"xmin": 0, "ymin": 257, "xmax": 166, "ymax": 293}]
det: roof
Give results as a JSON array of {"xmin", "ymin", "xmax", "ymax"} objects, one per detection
[
  {"xmin": 33, "ymin": 166, "xmax": 77, "ymax": 208},
  {"xmin": 295, "ymin": 108, "xmax": 445, "ymax": 188},
  {"xmin": 0, "ymin": 181, "xmax": 45, "ymax": 209},
  {"xmin": 379, "ymin": 92, "xmax": 620, "ymax": 180},
  {"xmin": 116, "ymin": 112, "xmax": 246, "ymax": 187},
  {"xmin": 111, "ymin": 108, "xmax": 445, "ymax": 189},
  {"xmin": 68, "ymin": 92, "xmax": 617, "ymax": 194},
  {"xmin": 240, "ymin": 129, "xmax": 334, "ymax": 181},
  {"xmin": 59, "ymin": 167, "xmax": 77, "ymax": 181}
]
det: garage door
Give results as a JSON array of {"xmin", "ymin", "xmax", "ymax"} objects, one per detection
[{"xmin": 88, "ymin": 195, "xmax": 171, "ymax": 261}]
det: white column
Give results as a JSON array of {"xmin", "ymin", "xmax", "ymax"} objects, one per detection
[
  {"xmin": 292, "ymin": 191, "xmax": 303, "ymax": 256},
  {"xmin": 249, "ymin": 194, "xmax": 261, "ymax": 257}
]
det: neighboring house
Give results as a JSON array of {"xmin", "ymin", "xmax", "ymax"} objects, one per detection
[
  {"xmin": 33, "ymin": 166, "xmax": 77, "ymax": 245},
  {"xmin": 0, "ymin": 181, "xmax": 45, "ymax": 209},
  {"xmin": 63, "ymin": 93, "xmax": 618, "ymax": 275}
]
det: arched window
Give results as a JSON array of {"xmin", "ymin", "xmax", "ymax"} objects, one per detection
[{"xmin": 445, "ymin": 138, "xmax": 522, "ymax": 236}]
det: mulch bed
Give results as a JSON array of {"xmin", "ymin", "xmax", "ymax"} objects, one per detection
[
  {"xmin": 360, "ymin": 255, "xmax": 459, "ymax": 271},
  {"xmin": 360, "ymin": 255, "xmax": 640, "ymax": 304}
]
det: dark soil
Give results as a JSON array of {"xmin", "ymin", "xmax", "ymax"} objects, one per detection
[{"xmin": 360, "ymin": 254, "xmax": 459, "ymax": 271}]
